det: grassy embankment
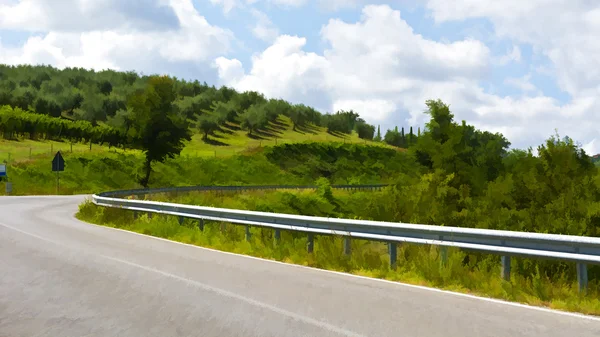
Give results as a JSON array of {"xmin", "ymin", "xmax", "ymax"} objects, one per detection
[
  {"xmin": 77, "ymin": 186, "xmax": 600, "ymax": 316},
  {"xmin": 0, "ymin": 115, "xmax": 392, "ymax": 195}
]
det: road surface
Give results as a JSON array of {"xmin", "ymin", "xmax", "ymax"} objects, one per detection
[{"xmin": 1, "ymin": 195, "xmax": 599, "ymax": 337}]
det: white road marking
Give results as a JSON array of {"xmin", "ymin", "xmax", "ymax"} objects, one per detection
[
  {"xmin": 0, "ymin": 221, "xmax": 366, "ymax": 337},
  {"xmin": 78, "ymin": 219, "xmax": 600, "ymax": 322}
]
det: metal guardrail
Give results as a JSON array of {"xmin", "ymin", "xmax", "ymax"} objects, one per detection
[
  {"xmin": 92, "ymin": 184, "xmax": 599, "ymax": 292},
  {"xmin": 97, "ymin": 184, "xmax": 389, "ymax": 198}
]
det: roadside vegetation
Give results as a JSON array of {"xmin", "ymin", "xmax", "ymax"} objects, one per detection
[
  {"xmin": 77, "ymin": 183, "xmax": 600, "ymax": 316},
  {"xmin": 76, "ymin": 97, "xmax": 600, "ymax": 316},
  {"xmin": 1, "ymin": 64, "xmax": 599, "ymax": 315}
]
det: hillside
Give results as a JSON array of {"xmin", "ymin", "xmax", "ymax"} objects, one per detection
[
  {"xmin": 0, "ymin": 112, "xmax": 391, "ymax": 163},
  {"xmin": 0, "ymin": 64, "xmax": 415, "ymax": 151},
  {"xmin": 0, "ymin": 142, "xmax": 412, "ymax": 196}
]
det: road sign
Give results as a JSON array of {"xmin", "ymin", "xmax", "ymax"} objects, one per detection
[
  {"xmin": 0, "ymin": 164, "xmax": 6, "ymax": 177},
  {"xmin": 52, "ymin": 151, "xmax": 65, "ymax": 172}
]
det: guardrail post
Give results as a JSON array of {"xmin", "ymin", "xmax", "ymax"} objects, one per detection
[
  {"xmin": 439, "ymin": 236, "xmax": 448, "ymax": 267},
  {"xmin": 307, "ymin": 234, "xmax": 314, "ymax": 253},
  {"xmin": 343, "ymin": 237, "xmax": 351, "ymax": 255},
  {"xmin": 178, "ymin": 216, "xmax": 184, "ymax": 225},
  {"xmin": 388, "ymin": 243, "xmax": 397, "ymax": 270},
  {"xmin": 245, "ymin": 225, "xmax": 251, "ymax": 241},
  {"xmin": 220, "ymin": 223, "xmax": 226, "ymax": 233},
  {"xmin": 577, "ymin": 263, "xmax": 588, "ymax": 292},
  {"xmin": 501, "ymin": 256, "xmax": 511, "ymax": 281},
  {"xmin": 198, "ymin": 219, "xmax": 204, "ymax": 231},
  {"xmin": 274, "ymin": 229, "xmax": 281, "ymax": 246},
  {"xmin": 440, "ymin": 247, "xmax": 448, "ymax": 267}
]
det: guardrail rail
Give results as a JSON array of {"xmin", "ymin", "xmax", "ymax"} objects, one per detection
[{"xmin": 92, "ymin": 184, "xmax": 599, "ymax": 292}]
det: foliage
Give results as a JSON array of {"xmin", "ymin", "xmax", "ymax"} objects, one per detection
[
  {"xmin": 355, "ymin": 119, "xmax": 375, "ymax": 140},
  {"xmin": 76, "ymin": 96, "xmax": 600, "ymax": 314},
  {"xmin": 197, "ymin": 113, "xmax": 219, "ymax": 140},
  {"xmin": 322, "ymin": 110, "xmax": 360, "ymax": 134},
  {"xmin": 374, "ymin": 125, "xmax": 382, "ymax": 142},
  {"xmin": 0, "ymin": 142, "xmax": 405, "ymax": 195},
  {"xmin": 239, "ymin": 103, "xmax": 269, "ymax": 135},
  {"xmin": 0, "ymin": 64, "xmax": 377, "ymax": 146},
  {"xmin": 0, "ymin": 105, "xmax": 125, "ymax": 147},
  {"xmin": 78, "ymin": 189, "xmax": 600, "ymax": 316},
  {"xmin": 264, "ymin": 143, "xmax": 420, "ymax": 184},
  {"xmin": 127, "ymin": 76, "xmax": 192, "ymax": 187},
  {"xmin": 591, "ymin": 154, "xmax": 600, "ymax": 167}
]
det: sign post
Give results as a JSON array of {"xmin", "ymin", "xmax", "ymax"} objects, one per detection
[{"xmin": 52, "ymin": 151, "xmax": 65, "ymax": 194}]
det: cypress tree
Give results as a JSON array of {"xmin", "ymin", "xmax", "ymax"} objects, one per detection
[
  {"xmin": 374, "ymin": 125, "xmax": 382, "ymax": 141},
  {"xmin": 401, "ymin": 127, "xmax": 406, "ymax": 148}
]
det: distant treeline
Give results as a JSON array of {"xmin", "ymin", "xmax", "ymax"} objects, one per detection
[
  {"xmin": 0, "ymin": 105, "xmax": 125, "ymax": 147},
  {"xmin": 0, "ymin": 64, "xmax": 416, "ymax": 146}
]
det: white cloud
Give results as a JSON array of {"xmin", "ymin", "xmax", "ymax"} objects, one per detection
[
  {"xmin": 215, "ymin": 35, "xmax": 330, "ymax": 103},
  {"xmin": 0, "ymin": 0, "xmax": 233, "ymax": 73},
  {"xmin": 493, "ymin": 45, "xmax": 521, "ymax": 65},
  {"xmin": 423, "ymin": 0, "xmax": 600, "ymax": 152},
  {"xmin": 2, "ymin": 1, "xmax": 599, "ymax": 154},
  {"xmin": 210, "ymin": 0, "xmax": 238, "ymax": 13},
  {"xmin": 250, "ymin": 9, "xmax": 279, "ymax": 42},
  {"xmin": 583, "ymin": 139, "xmax": 600, "ymax": 156},
  {"xmin": 211, "ymin": 0, "xmax": 308, "ymax": 13},
  {"xmin": 0, "ymin": 0, "xmax": 182, "ymax": 32},
  {"xmin": 317, "ymin": 0, "xmax": 365, "ymax": 11},
  {"xmin": 215, "ymin": 4, "xmax": 600, "ymax": 152},
  {"xmin": 214, "ymin": 57, "xmax": 245, "ymax": 82},
  {"xmin": 426, "ymin": 0, "xmax": 600, "ymax": 96},
  {"xmin": 216, "ymin": 5, "xmax": 490, "ymax": 124},
  {"xmin": 269, "ymin": 0, "xmax": 307, "ymax": 7},
  {"xmin": 332, "ymin": 99, "xmax": 397, "ymax": 122},
  {"xmin": 504, "ymin": 74, "xmax": 539, "ymax": 94},
  {"xmin": 211, "ymin": 0, "xmax": 371, "ymax": 13}
]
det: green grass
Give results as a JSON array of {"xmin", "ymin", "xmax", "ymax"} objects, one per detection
[
  {"xmin": 0, "ymin": 119, "xmax": 406, "ymax": 196},
  {"xmin": 0, "ymin": 138, "xmax": 135, "ymax": 163},
  {"xmin": 181, "ymin": 115, "xmax": 393, "ymax": 158},
  {"xmin": 0, "ymin": 115, "xmax": 393, "ymax": 163},
  {"xmin": 77, "ymin": 193, "xmax": 600, "ymax": 317},
  {"xmin": 0, "ymin": 151, "xmax": 304, "ymax": 196},
  {"xmin": 1, "ymin": 142, "xmax": 406, "ymax": 195}
]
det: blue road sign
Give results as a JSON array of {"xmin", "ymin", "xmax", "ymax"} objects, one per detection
[{"xmin": 0, "ymin": 164, "xmax": 6, "ymax": 177}]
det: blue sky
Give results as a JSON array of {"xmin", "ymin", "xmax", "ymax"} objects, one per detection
[{"xmin": 0, "ymin": 0, "xmax": 598, "ymax": 153}]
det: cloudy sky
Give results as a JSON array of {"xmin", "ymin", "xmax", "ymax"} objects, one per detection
[{"xmin": 0, "ymin": 0, "xmax": 599, "ymax": 153}]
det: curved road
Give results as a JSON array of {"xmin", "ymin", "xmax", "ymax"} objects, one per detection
[{"xmin": 1, "ymin": 195, "xmax": 599, "ymax": 337}]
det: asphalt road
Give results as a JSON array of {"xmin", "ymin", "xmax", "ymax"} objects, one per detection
[{"xmin": 1, "ymin": 195, "xmax": 600, "ymax": 337}]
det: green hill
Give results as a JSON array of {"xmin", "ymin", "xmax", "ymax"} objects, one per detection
[
  {"xmin": 0, "ymin": 113, "xmax": 392, "ymax": 163},
  {"xmin": 0, "ymin": 64, "xmax": 410, "ymax": 167}
]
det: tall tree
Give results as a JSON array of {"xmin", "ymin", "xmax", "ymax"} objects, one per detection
[
  {"xmin": 374, "ymin": 125, "xmax": 382, "ymax": 141},
  {"xmin": 401, "ymin": 127, "xmax": 406, "ymax": 148},
  {"xmin": 128, "ymin": 76, "xmax": 191, "ymax": 187}
]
